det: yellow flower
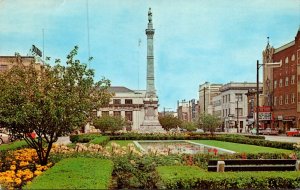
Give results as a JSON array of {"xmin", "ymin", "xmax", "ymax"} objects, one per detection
[
  {"xmin": 15, "ymin": 177, "xmax": 22, "ymax": 185},
  {"xmin": 34, "ymin": 170, "xmax": 42, "ymax": 176},
  {"xmin": 10, "ymin": 165, "xmax": 16, "ymax": 170}
]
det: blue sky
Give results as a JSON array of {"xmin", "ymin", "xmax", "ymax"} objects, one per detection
[{"xmin": 0, "ymin": 0, "xmax": 299, "ymax": 111}]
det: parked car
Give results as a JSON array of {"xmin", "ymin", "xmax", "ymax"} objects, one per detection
[
  {"xmin": 195, "ymin": 128, "xmax": 204, "ymax": 133},
  {"xmin": 286, "ymin": 128, "xmax": 300, "ymax": 137},
  {"xmin": 0, "ymin": 133, "xmax": 9, "ymax": 145},
  {"xmin": 261, "ymin": 128, "xmax": 279, "ymax": 135}
]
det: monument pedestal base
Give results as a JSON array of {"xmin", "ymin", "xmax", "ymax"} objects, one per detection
[{"xmin": 140, "ymin": 120, "xmax": 165, "ymax": 133}]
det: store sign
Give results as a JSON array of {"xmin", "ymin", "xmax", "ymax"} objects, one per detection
[{"xmin": 258, "ymin": 112, "xmax": 272, "ymax": 120}]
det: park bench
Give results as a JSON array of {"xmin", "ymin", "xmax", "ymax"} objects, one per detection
[{"xmin": 208, "ymin": 159, "xmax": 300, "ymax": 172}]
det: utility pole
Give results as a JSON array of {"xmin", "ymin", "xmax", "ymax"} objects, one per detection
[
  {"xmin": 203, "ymin": 87, "xmax": 206, "ymax": 113},
  {"xmin": 237, "ymin": 100, "xmax": 239, "ymax": 133}
]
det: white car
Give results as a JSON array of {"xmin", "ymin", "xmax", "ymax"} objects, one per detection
[
  {"xmin": 196, "ymin": 128, "xmax": 204, "ymax": 133},
  {"xmin": 0, "ymin": 133, "xmax": 9, "ymax": 145}
]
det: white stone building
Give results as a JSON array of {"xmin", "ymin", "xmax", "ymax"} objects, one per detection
[
  {"xmin": 217, "ymin": 82, "xmax": 258, "ymax": 133},
  {"xmin": 85, "ymin": 86, "xmax": 146, "ymax": 132}
]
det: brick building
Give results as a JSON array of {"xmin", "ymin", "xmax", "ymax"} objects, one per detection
[
  {"xmin": 0, "ymin": 55, "xmax": 36, "ymax": 72},
  {"xmin": 263, "ymin": 28, "xmax": 300, "ymax": 131}
]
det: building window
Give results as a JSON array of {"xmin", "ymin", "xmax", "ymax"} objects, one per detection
[
  {"xmin": 113, "ymin": 99, "xmax": 121, "ymax": 104},
  {"xmin": 125, "ymin": 99, "xmax": 133, "ymax": 104},
  {"xmin": 113, "ymin": 111, "xmax": 121, "ymax": 117},
  {"xmin": 236, "ymin": 93, "xmax": 243, "ymax": 101},
  {"xmin": 285, "ymin": 77, "xmax": 289, "ymax": 86},
  {"xmin": 285, "ymin": 95, "xmax": 289, "ymax": 104},
  {"xmin": 222, "ymin": 96, "xmax": 224, "ymax": 103},
  {"xmin": 125, "ymin": 111, "xmax": 133, "ymax": 122},
  {"xmin": 228, "ymin": 94, "xmax": 230, "ymax": 102},
  {"xmin": 279, "ymin": 79, "xmax": 282, "ymax": 87},
  {"xmin": 274, "ymin": 80, "xmax": 277, "ymax": 88},
  {"xmin": 0, "ymin": 64, "xmax": 8, "ymax": 72},
  {"xmin": 291, "ymin": 93, "xmax": 295, "ymax": 103},
  {"xmin": 291, "ymin": 54, "xmax": 295, "ymax": 61},
  {"xmin": 102, "ymin": 111, "xmax": 109, "ymax": 116},
  {"xmin": 285, "ymin": 57, "xmax": 289, "ymax": 64},
  {"xmin": 291, "ymin": 75, "xmax": 295, "ymax": 84},
  {"xmin": 274, "ymin": 97, "xmax": 277, "ymax": 106},
  {"xmin": 222, "ymin": 109, "xmax": 224, "ymax": 117},
  {"xmin": 279, "ymin": 96, "xmax": 283, "ymax": 105},
  {"xmin": 235, "ymin": 108, "xmax": 242, "ymax": 116}
]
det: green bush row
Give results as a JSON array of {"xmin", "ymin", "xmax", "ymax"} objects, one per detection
[
  {"xmin": 89, "ymin": 136, "xmax": 110, "ymax": 146},
  {"xmin": 25, "ymin": 158, "xmax": 114, "ymax": 189},
  {"xmin": 156, "ymin": 166, "xmax": 300, "ymax": 189},
  {"xmin": 70, "ymin": 133, "xmax": 102, "ymax": 143},
  {"xmin": 214, "ymin": 136, "xmax": 295, "ymax": 150}
]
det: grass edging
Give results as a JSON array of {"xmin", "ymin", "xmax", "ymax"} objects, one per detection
[
  {"xmin": 156, "ymin": 166, "xmax": 300, "ymax": 189},
  {"xmin": 24, "ymin": 158, "xmax": 113, "ymax": 189}
]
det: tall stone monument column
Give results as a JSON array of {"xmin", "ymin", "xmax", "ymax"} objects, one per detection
[{"xmin": 140, "ymin": 8, "xmax": 165, "ymax": 133}]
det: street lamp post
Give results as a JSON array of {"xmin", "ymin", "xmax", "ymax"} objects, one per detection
[
  {"xmin": 256, "ymin": 60, "xmax": 281, "ymax": 135},
  {"xmin": 237, "ymin": 100, "xmax": 239, "ymax": 133}
]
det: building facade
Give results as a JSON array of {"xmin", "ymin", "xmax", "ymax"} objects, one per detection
[
  {"xmin": 0, "ymin": 55, "xmax": 36, "ymax": 72},
  {"xmin": 177, "ymin": 99, "xmax": 199, "ymax": 122},
  {"xmin": 217, "ymin": 82, "xmax": 259, "ymax": 133},
  {"xmin": 199, "ymin": 82, "xmax": 222, "ymax": 115},
  {"xmin": 89, "ymin": 87, "xmax": 146, "ymax": 132},
  {"xmin": 264, "ymin": 28, "xmax": 300, "ymax": 131}
]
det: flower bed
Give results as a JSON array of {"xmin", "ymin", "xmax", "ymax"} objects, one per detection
[{"xmin": 0, "ymin": 148, "xmax": 52, "ymax": 189}]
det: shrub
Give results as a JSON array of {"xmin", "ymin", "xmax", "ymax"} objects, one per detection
[
  {"xmin": 156, "ymin": 166, "xmax": 300, "ymax": 189},
  {"xmin": 69, "ymin": 133, "xmax": 102, "ymax": 143},
  {"xmin": 89, "ymin": 136, "xmax": 110, "ymax": 146}
]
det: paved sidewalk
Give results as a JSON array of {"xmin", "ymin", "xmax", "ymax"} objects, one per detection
[
  {"xmin": 264, "ymin": 135, "xmax": 300, "ymax": 143},
  {"xmin": 55, "ymin": 136, "xmax": 71, "ymax": 145}
]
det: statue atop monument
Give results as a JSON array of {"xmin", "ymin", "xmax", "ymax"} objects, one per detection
[{"xmin": 148, "ymin": 8, "xmax": 152, "ymax": 23}]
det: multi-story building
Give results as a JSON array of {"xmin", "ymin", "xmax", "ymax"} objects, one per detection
[
  {"xmin": 245, "ymin": 88, "xmax": 263, "ymax": 129},
  {"xmin": 263, "ymin": 28, "xmax": 300, "ymax": 131},
  {"xmin": 199, "ymin": 82, "xmax": 222, "ymax": 115},
  {"xmin": 0, "ymin": 55, "xmax": 38, "ymax": 72},
  {"xmin": 177, "ymin": 99, "xmax": 199, "ymax": 122},
  {"xmin": 217, "ymin": 82, "xmax": 260, "ymax": 133},
  {"xmin": 89, "ymin": 86, "xmax": 146, "ymax": 132}
]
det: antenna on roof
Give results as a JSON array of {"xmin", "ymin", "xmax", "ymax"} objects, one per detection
[{"xmin": 86, "ymin": 0, "xmax": 91, "ymax": 67}]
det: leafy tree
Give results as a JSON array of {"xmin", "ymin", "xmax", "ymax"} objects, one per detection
[
  {"xmin": 181, "ymin": 121, "xmax": 197, "ymax": 132},
  {"xmin": 196, "ymin": 113, "xmax": 221, "ymax": 135},
  {"xmin": 158, "ymin": 115, "xmax": 182, "ymax": 131},
  {"xmin": 0, "ymin": 46, "xmax": 112, "ymax": 165},
  {"xmin": 93, "ymin": 115, "xmax": 128, "ymax": 133}
]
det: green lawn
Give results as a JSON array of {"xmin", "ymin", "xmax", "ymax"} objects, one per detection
[
  {"xmin": 25, "ymin": 158, "xmax": 113, "ymax": 189},
  {"xmin": 0, "ymin": 140, "xmax": 28, "ymax": 151},
  {"xmin": 191, "ymin": 140, "xmax": 293, "ymax": 154}
]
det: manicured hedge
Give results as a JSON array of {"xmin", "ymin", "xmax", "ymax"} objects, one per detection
[
  {"xmin": 89, "ymin": 136, "xmax": 110, "ymax": 146},
  {"xmin": 70, "ymin": 133, "xmax": 102, "ymax": 143},
  {"xmin": 156, "ymin": 166, "xmax": 300, "ymax": 189},
  {"xmin": 25, "ymin": 158, "xmax": 113, "ymax": 189},
  {"xmin": 214, "ymin": 136, "xmax": 295, "ymax": 150}
]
